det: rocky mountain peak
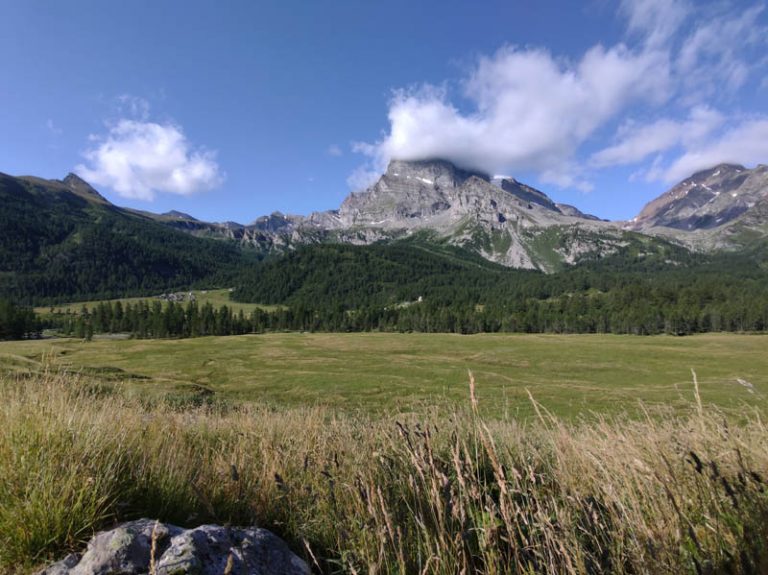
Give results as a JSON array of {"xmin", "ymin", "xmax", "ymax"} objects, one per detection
[
  {"xmin": 252, "ymin": 211, "xmax": 295, "ymax": 232},
  {"xmin": 632, "ymin": 163, "xmax": 766, "ymax": 231},
  {"xmin": 63, "ymin": 172, "xmax": 94, "ymax": 190},
  {"xmin": 336, "ymin": 159, "xmax": 497, "ymax": 229},
  {"xmin": 555, "ymin": 203, "xmax": 601, "ymax": 221},
  {"xmin": 689, "ymin": 163, "xmax": 746, "ymax": 182},
  {"xmin": 62, "ymin": 173, "xmax": 109, "ymax": 203},
  {"xmin": 162, "ymin": 210, "xmax": 198, "ymax": 221},
  {"xmin": 384, "ymin": 159, "xmax": 489, "ymax": 189}
]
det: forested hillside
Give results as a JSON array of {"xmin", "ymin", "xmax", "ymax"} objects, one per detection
[
  {"xmin": 0, "ymin": 173, "xmax": 256, "ymax": 304},
  {"xmin": 231, "ymin": 240, "xmax": 768, "ymax": 334},
  {"xmin": 232, "ymin": 240, "xmax": 521, "ymax": 308}
]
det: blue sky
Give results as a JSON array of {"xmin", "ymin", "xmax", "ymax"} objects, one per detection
[{"xmin": 1, "ymin": 1, "xmax": 767, "ymax": 222}]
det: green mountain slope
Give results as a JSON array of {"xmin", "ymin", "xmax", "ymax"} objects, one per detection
[
  {"xmin": 232, "ymin": 230, "xmax": 703, "ymax": 310},
  {"xmin": 230, "ymin": 238, "xmax": 768, "ymax": 334},
  {"xmin": 232, "ymin": 240, "xmax": 525, "ymax": 309},
  {"xmin": 0, "ymin": 173, "xmax": 254, "ymax": 303}
]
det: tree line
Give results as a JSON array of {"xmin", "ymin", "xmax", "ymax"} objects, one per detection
[
  {"xmin": 44, "ymin": 285, "xmax": 768, "ymax": 340},
  {"xmin": 0, "ymin": 299, "xmax": 41, "ymax": 340},
  {"xmin": 16, "ymin": 240, "xmax": 768, "ymax": 340}
]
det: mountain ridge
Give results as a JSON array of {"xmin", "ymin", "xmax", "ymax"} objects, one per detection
[
  {"xmin": 2, "ymin": 158, "xmax": 767, "ymax": 283},
  {"xmin": 0, "ymin": 171, "xmax": 251, "ymax": 303},
  {"xmin": 157, "ymin": 159, "xmax": 644, "ymax": 271},
  {"xmin": 626, "ymin": 162, "xmax": 768, "ymax": 250}
]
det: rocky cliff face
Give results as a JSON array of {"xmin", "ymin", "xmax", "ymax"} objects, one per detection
[
  {"xmin": 336, "ymin": 159, "xmax": 488, "ymax": 228},
  {"xmin": 325, "ymin": 159, "xmax": 633, "ymax": 269},
  {"xmin": 628, "ymin": 163, "xmax": 768, "ymax": 250},
  {"xmin": 630, "ymin": 163, "xmax": 768, "ymax": 231}
]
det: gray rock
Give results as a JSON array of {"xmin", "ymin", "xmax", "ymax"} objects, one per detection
[
  {"xmin": 555, "ymin": 203, "xmax": 601, "ymax": 221},
  {"xmin": 625, "ymin": 162, "xmax": 768, "ymax": 251},
  {"xmin": 38, "ymin": 519, "xmax": 310, "ymax": 575},
  {"xmin": 38, "ymin": 553, "xmax": 80, "ymax": 575},
  {"xmin": 631, "ymin": 163, "xmax": 768, "ymax": 232},
  {"xmin": 153, "ymin": 158, "xmax": 630, "ymax": 271}
]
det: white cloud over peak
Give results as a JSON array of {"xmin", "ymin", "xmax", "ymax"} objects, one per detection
[
  {"xmin": 76, "ymin": 118, "xmax": 223, "ymax": 201},
  {"xmin": 346, "ymin": 162, "xmax": 383, "ymax": 191},
  {"xmin": 352, "ymin": 0, "xmax": 768, "ymax": 192},
  {"xmin": 361, "ymin": 43, "xmax": 668, "ymax": 181}
]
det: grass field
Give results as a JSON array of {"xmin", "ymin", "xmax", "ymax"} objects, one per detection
[
  {"xmin": 33, "ymin": 288, "xmax": 277, "ymax": 316},
  {"xmin": 1, "ymin": 332, "xmax": 765, "ymax": 418},
  {"xmin": 4, "ymin": 367, "xmax": 768, "ymax": 573}
]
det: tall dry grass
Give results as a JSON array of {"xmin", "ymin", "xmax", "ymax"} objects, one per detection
[{"xmin": 0, "ymin": 365, "xmax": 767, "ymax": 574}]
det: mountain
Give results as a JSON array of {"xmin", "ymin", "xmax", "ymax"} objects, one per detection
[
  {"xmin": 554, "ymin": 203, "xmax": 601, "ymax": 221},
  {"xmin": 628, "ymin": 163, "xmax": 768, "ymax": 249},
  {"xmin": 0, "ymin": 172, "xmax": 251, "ymax": 303},
  {"xmin": 166, "ymin": 159, "xmax": 658, "ymax": 272},
  {"xmin": 162, "ymin": 210, "xmax": 198, "ymax": 221},
  {"xmin": 15, "ymin": 172, "xmax": 111, "ymax": 205},
  {"xmin": 3, "ymin": 157, "xmax": 767, "ymax": 305}
]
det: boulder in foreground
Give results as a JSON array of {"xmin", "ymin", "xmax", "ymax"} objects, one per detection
[{"xmin": 38, "ymin": 518, "xmax": 310, "ymax": 575}]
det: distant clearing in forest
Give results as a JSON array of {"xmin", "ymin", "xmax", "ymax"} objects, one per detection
[{"xmin": 34, "ymin": 288, "xmax": 278, "ymax": 316}]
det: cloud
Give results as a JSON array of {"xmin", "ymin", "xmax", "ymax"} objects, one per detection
[
  {"xmin": 76, "ymin": 119, "xmax": 223, "ymax": 201},
  {"xmin": 116, "ymin": 95, "xmax": 150, "ymax": 121},
  {"xmin": 591, "ymin": 105, "xmax": 725, "ymax": 167},
  {"xmin": 620, "ymin": 0, "xmax": 691, "ymax": 47},
  {"xmin": 675, "ymin": 4, "xmax": 767, "ymax": 102},
  {"xmin": 46, "ymin": 119, "xmax": 63, "ymax": 136},
  {"xmin": 326, "ymin": 144, "xmax": 343, "ymax": 157},
  {"xmin": 346, "ymin": 163, "xmax": 383, "ymax": 190},
  {"xmin": 355, "ymin": 43, "xmax": 668, "ymax": 185},
  {"xmin": 351, "ymin": 0, "xmax": 767, "ymax": 191},
  {"xmin": 539, "ymin": 166, "xmax": 594, "ymax": 193},
  {"xmin": 592, "ymin": 3, "xmax": 768, "ymax": 182},
  {"xmin": 653, "ymin": 118, "xmax": 768, "ymax": 182}
]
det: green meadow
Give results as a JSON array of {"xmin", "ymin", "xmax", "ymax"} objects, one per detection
[
  {"xmin": 1, "ymin": 332, "xmax": 765, "ymax": 418},
  {"xmin": 3, "ymin": 333, "xmax": 768, "ymax": 572}
]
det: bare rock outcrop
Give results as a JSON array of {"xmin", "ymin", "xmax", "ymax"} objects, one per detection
[{"xmin": 38, "ymin": 519, "xmax": 310, "ymax": 575}]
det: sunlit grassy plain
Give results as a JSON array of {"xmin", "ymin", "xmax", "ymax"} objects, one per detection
[
  {"xmin": 2, "ymin": 361, "xmax": 768, "ymax": 573},
  {"xmin": 3, "ymin": 332, "xmax": 768, "ymax": 573},
  {"xmin": 1, "ymin": 332, "xmax": 765, "ymax": 419}
]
